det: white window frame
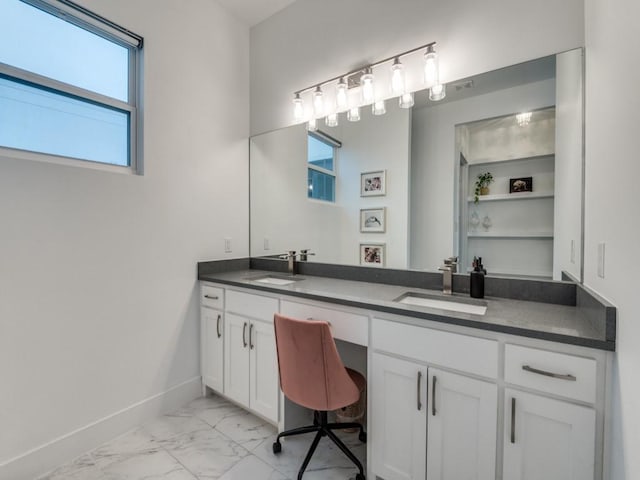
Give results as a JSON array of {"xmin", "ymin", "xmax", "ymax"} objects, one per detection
[
  {"xmin": 307, "ymin": 131, "xmax": 341, "ymax": 203},
  {"xmin": 0, "ymin": 0, "xmax": 144, "ymax": 174}
]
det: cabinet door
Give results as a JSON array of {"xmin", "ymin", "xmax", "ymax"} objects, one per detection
[
  {"xmin": 224, "ymin": 313, "xmax": 250, "ymax": 407},
  {"xmin": 371, "ymin": 353, "xmax": 427, "ymax": 480},
  {"xmin": 249, "ymin": 320, "xmax": 279, "ymax": 423},
  {"xmin": 503, "ymin": 388, "xmax": 595, "ymax": 480},
  {"xmin": 426, "ymin": 368, "xmax": 497, "ymax": 480},
  {"xmin": 201, "ymin": 307, "xmax": 224, "ymax": 392}
]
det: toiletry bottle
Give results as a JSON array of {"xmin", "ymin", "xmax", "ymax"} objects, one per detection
[{"xmin": 470, "ymin": 256, "xmax": 485, "ymax": 299}]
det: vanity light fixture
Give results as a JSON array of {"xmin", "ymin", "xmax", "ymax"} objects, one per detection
[
  {"xmin": 307, "ymin": 117, "xmax": 318, "ymax": 131},
  {"xmin": 325, "ymin": 112, "xmax": 339, "ymax": 127},
  {"xmin": 516, "ymin": 112, "xmax": 532, "ymax": 126},
  {"xmin": 399, "ymin": 92, "xmax": 414, "ymax": 109},
  {"xmin": 372, "ymin": 100, "xmax": 386, "ymax": 116},
  {"xmin": 291, "ymin": 41, "xmax": 441, "ymax": 122},
  {"xmin": 429, "ymin": 83, "xmax": 446, "ymax": 101}
]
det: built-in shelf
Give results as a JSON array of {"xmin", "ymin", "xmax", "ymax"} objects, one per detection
[
  {"xmin": 468, "ymin": 192, "xmax": 554, "ymax": 203},
  {"xmin": 468, "ymin": 232, "xmax": 554, "ymax": 239},
  {"xmin": 466, "ymin": 153, "xmax": 555, "ymax": 166}
]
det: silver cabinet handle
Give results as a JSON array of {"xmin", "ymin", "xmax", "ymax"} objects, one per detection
[
  {"xmin": 522, "ymin": 365, "xmax": 577, "ymax": 381},
  {"xmin": 432, "ymin": 375, "xmax": 437, "ymax": 416},
  {"xmin": 242, "ymin": 322, "xmax": 248, "ymax": 348},
  {"xmin": 249, "ymin": 323, "xmax": 254, "ymax": 349},
  {"xmin": 204, "ymin": 294, "xmax": 219, "ymax": 300},
  {"xmin": 216, "ymin": 314, "xmax": 221, "ymax": 338},
  {"xmin": 417, "ymin": 371, "xmax": 422, "ymax": 411},
  {"xmin": 510, "ymin": 397, "xmax": 516, "ymax": 444}
]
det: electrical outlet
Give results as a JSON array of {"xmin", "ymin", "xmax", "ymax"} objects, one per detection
[
  {"xmin": 264, "ymin": 238, "xmax": 270, "ymax": 251},
  {"xmin": 570, "ymin": 240, "xmax": 575, "ymax": 264},
  {"xmin": 224, "ymin": 238, "xmax": 232, "ymax": 253},
  {"xmin": 597, "ymin": 242, "xmax": 605, "ymax": 278}
]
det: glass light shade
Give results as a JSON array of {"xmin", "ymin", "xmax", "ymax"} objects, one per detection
[
  {"xmin": 429, "ymin": 83, "xmax": 446, "ymax": 101},
  {"xmin": 336, "ymin": 79, "xmax": 348, "ymax": 111},
  {"xmin": 516, "ymin": 112, "xmax": 532, "ymax": 126},
  {"xmin": 307, "ymin": 117, "xmax": 318, "ymax": 131},
  {"xmin": 372, "ymin": 100, "xmax": 386, "ymax": 116},
  {"xmin": 424, "ymin": 45, "xmax": 439, "ymax": 86},
  {"xmin": 390, "ymin": 59, "xmax": 405, "ymax": 95},
  {"xmin": 325, "ymin": 112, "xmax": 339, "ymax": 127},
  {"xmin": 292, "ymin": 94, "xmax": 304, "ymax": 121},
  {"xmin": 347, "ymin": 107, "xmax": 360, "ymax": 122},
  {"xmin": 361, "ymin": 70, "xmax": 374, "ymax": 104},
  {"xmin": 399, "ymin": 92, "xmax": 414, "ymax": 109},
  {"xmin": 312, "ymin": 86, "xmax": 324, "ymax": 116}
]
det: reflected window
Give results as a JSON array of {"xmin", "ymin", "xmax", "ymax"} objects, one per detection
[{"xmin": 307, "ymin": 132, "xmax": 340, "ymax": 202}]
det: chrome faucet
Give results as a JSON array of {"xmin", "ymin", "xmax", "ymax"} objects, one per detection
[
  {"xmin": 299, "ymin": 249, "xmax": 315, "ymax": 262},
  {"xmin": 279, "ymin": 250, "xmax": 298, "ymax": 275},
  {"xmin": 438, "ymin": 256, "xmax": 458, "ymax": 295}
]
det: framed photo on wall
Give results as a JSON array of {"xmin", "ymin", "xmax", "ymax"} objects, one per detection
[
  {"xmin": 360, "ymin": 207, "xmax": 386, "ymax": 233},
  {"xmin": 360, "ymin": 243, "xmax": 385, "ymax": 267},
  {"xmin": 509, "ymin": 176, "xmax": 533, "ymax": 193},
  {"xmin": 361, "ymin": 170, "xmax": 386, "ymax": 196}
]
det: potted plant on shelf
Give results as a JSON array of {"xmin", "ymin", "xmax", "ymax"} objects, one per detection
[{"xmin": 474, "ymin": 172, "xmax": 494, "ymax": 203}]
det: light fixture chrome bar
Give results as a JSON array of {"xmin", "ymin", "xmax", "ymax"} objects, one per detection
[{"xmin": 294, "ymin": 41, "xmax": 436, "ymax": 95}]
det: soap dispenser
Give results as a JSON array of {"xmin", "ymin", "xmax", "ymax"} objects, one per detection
[{"xmin": 470, "ymin": 256, "xmax": 485, "ymax": 299}]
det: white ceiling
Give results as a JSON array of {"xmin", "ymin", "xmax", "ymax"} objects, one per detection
[{"xmin": 216, "ymin": 0, "xmax": 297, "ymax": 27}]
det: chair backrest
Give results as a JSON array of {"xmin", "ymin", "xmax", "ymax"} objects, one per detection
[{"xmin": 274, "ymin": 313, "xmax": 360, "ymax": 412}]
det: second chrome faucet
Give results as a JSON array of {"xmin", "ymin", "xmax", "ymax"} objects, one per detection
[{"xmin": 438, "ymin": 256, "xmax": 458, "ymax": 295}]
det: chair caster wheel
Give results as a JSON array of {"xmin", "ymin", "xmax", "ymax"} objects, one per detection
[
  {"xmin": 355, "ymin": 473, "xmax": 366, "ymax": 480},
  {"xmin": 272, "ymin": 441, "xmax": 282, "ymax": 454},
  {"xmin": 359, "ymin": 431, "xmax": 367, "ymax": 443}
]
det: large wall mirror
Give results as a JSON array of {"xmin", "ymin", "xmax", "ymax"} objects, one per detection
[{"xmin": 250, "ymin": 48, "xmax": 584, "ymax": 282}]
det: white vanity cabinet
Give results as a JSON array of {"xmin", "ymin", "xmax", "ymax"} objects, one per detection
[
  {"xmin": 224, "ymin": 289, "xmax": 280, "ymax": 423},
  {"xmin": 200, "ymin": 285, "xmax": 224, "ymax": 393},
  {"xmin": 502, "ymin": 344, "xmax": 598, "ymax": 480},
  {"xmin": 371, "ymin": 318, "xmax": 499, "ymax": 480}
]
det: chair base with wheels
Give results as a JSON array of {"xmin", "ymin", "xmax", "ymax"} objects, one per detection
[{"xmin": 273, "ymin": 410, "xmax": 366, "ymax": 480}]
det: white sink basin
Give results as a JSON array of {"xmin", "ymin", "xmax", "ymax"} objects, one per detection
[
  {"xmin": 248, "ymin": 275, "xmax": 303, "ymax": 286},
  {"xmin": 395, "ymin": 293, "xmax": 487, "ymax": 316}
]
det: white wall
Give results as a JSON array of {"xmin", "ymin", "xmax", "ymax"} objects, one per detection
[
  {"xmin": 250, "ymin": 0, "xmax": 583, "ymax": 135},
  {"xmin": 0, "ymin": 1, "xmax": 250, "ymax": 478},
  {"xmin": 584, "ymin": 0, "xmax": 640, "ymax": 478},
  {"xmin": 410, "ymin": 79, "xmax": 555, "ymax": 271},
  {"xmin": 250, "ymin": 104, "xmax": 411, "ymax": 268}
]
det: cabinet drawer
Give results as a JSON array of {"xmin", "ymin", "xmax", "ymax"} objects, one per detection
[
  {"xmin": 280, "ymin": 300, "xmax": 368, "ymax": 346},
  {"xmin": 372, "ymin": 318, "xmax": 498, "ymax": 379},
  {"xmin": 226, "ymin": 290, "xmax": 279, "ymax": 322},
  {"xmin": 505, "ymin": 344, "xmax": 596, "ymax": 403},
  {"xmin": 201, "ymin": 285, "xmax": 224, "ymax": 309}
]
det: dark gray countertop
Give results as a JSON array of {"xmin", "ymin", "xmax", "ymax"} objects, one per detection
[{"xmin": 198, "ymin": 269, "xmax": 615, "ymax": 351}]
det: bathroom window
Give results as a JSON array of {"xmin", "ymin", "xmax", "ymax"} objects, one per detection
[
  {"xmin": 307, "ymin": 132, "xmax": 340, "ymax": 202},
  {"xmin": 0, "ymin": 0, "xmax": 143, "ymax": 171}
]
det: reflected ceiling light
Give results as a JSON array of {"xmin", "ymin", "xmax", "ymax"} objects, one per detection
[
  {"xmin": 372, "ymin": 100, "xmax": 386, "ymax": 116},
  {"xmin": 424, "ymin": 44, "xmax": 439, "ymax": 86},
  {"xmin": 291, "ymin": 41, "xmax": 441, "ymax": 124},
  {"xmin": 429, "ymin": 83, "xmax": 446, "ymax": 101},
  {"xmin": 390, "ymin": 58, "xmax": 405, "ymax": 95},
  {"xmin": 307, "ymin": 117, "xmax": 318, "ymax": 131},
  {"xmin": 292, "ymin": 93, "xmax": 304, "ymax": 121},
  {"xmin": 516, "ymin": 112, "xmax": 532, "ymax": 126},
  {"xmin": 336, "ymin": 78, "xmax": 348, "ymax": 111},
  {"xmin": 361, "ymin": 68, "xmax": 375, "ymax": 104},
  {"xmin": 399, "ymin": 92, "xmax": 414, "ymax": 109},
  {"xmin": 325, "ymin": 112, "xmax": 339, "ymax": 127},
  {"xmin": 312, "ymin": 86, "xmax": 324, "ymax": 116}
]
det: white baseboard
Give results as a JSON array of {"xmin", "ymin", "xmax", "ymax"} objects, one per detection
[{"xmin": 1, "ymin": 376, "xmax": 202, "ymax": 480}]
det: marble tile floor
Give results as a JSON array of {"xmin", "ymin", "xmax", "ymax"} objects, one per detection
[{"xmin": 39, "ymin": 394, "xmax": 366, "ymax": 480}]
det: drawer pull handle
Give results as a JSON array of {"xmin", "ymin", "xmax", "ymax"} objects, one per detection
[
  {"xmin": 432, "ymin": 375, "xmax": 437, "ymax": 416},
  {"xmin": 511, "ymin": 397, "xmax": 516, "ymax": 443},
  {"xmin": 522, "ymin": 365, "xmax": 577, "ymax": 381},
  {"xmin": 249, "ymin": 323, "xmax": 254, "ymax": 349},
  {"xmin": 417, "ymin": 371, "xmax": 422, "ymax": 411},
  {"xmin": 204, "ymin": 295, "xmax": 219, "ymax": 300},
  {"xmin": 242, "ymin": 322, "xmax": 248, "ymax": 348},
  {"xmin": 216, "ymin": 314, "xmax": 222, "ymax": 338}
]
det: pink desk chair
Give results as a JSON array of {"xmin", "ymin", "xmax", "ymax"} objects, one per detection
[{"xmin": 273, "ymin": 313, "xmax": 366, "ymax": 480}]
